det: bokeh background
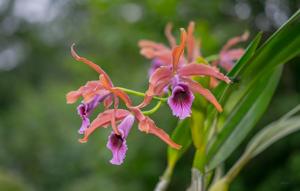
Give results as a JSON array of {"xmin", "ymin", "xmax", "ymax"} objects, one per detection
[{"xmin": 0, "ymin": 0, "xmax": 300, "ymax": 190}]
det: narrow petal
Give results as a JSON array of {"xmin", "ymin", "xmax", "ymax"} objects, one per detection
[
  {"xmin": 82, "ymin": 84, "xmax": 108, "ymax": 103},
  {"xmin": 149, "ymin": 66, "xmax": 173, "ymax": 86},
  {"xmin": 138, "ymin": 40, "xmax": 166, "ymax": 50},
  {"xmin": 187, "ymin": 21, "xmax": 196, "ymax": 62},
  {"xmin": 182, "ymin": 77, "xmax": 223, "ymax": 112},
  {"xmin": 164, "ymin": 22, "xmax": 176, "ymax": 48},
  {"xmin": 79, "ymin": 109, "xmax": 130, "ymax": 143},
  {"xmin": 138, "ymin": 40, "xmax": 172, "ymax": 65},
  {"xmin": 103, "ymin": 95, "xmax": 113, "ymax": 109},
  {"xmin": 172, "ymin": 28, "xmax": 187, "ymax": 71},
  {"xmin": 66, "ymin": 89, "xmax": 82, "ymax": 104},
  {"xmin": 178, "ymin": 63, "xmax": 231, "ymax": 84},
  {"xmin": 140, "ymin": 48, "xmax": 172, "ymax": 65},
  {"xmin": 224, "ymin": 49, "xmax": 245, "ymax": 60},
  {"xmin": 210, "ymin": 77, "xmax": 219, "ymax": 88},
  {"xmin": 222, "ymin": 31, "xmax": 249, "ymax": 51},
  {"xmin": 219, "ymin": 49, "xmax": 245, "ymax": 72},
  {"xmin": 66, "ymin": 80, "xmax": 108, "ymax": 104},
  {"xmin": 106, "ymin": 114, "xmax": 134, "ymax": 165},
  {"xmin": 219, "ymin": 59, "xmax": 234, "ymax": 72},
  {"xmin": 110, "ymin": 88, "xmax": 133, "ymax": 107},
  {"xmin": 71, "ymin": 44, "xmax": 113, "ymax": 86},
  {"xmin": 138, "ymin": 117, "xmax": 181, "ymax": 149},
  {"xmin": 167, "ymin": 83, "xmax": 194, "ymax": 119}
]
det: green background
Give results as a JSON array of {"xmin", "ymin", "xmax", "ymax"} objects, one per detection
[{"xmin": 0, "ymin": 0, "xmax": 299, "ymax": 190}]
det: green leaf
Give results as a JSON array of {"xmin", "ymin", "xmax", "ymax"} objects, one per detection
[
  {"xmin": 191, "ymin": 110, "xmax": 207, "ymax": 172},
  {"xmin": 205, "ymin": 10, "xmax": 300, "ymax": 170},
  {"xmin": 223, "ymin": 107, "xmax": 300, "ymax": 183},
  {"xmin": 243, "ymin": 10, "xmax": 300, "ymax": 79},
  {"xmin": 246, "ymin": 114, "xmax": 300, "ymax": 158},
  {"xmin": 207, "ymin": 66, "xmax": 282, "ymax": 170}
]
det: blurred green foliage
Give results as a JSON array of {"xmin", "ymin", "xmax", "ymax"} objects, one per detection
[{"xmin": 0, "ymin": 0, "xmax": 299, "ymax": 190}]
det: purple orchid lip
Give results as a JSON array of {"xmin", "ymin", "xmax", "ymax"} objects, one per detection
[
  {"xmin": 168, "ymin": 82, "xmax": 195, "ymax": 120},
  {"xmin": 107, "ymin": 114, "xmax": 135, "ymax": 165},
  {"xmin": 77, "ymin": 93, "xmax": 111, "ymax": 134}
]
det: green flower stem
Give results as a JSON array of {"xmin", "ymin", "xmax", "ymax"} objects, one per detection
[
  {"xmin": 142, "ymin": 101, "xmax": 162, "ymax": 115},
  {"xmin": 117, "ymin": 87, "xmax": 167, "ymax": 102},
  {"xmin": 205, "ymin": 54, "xmax": 219, "ymax": 62},
  {"xmin": 191, "ymin": 110, "xmax": 207, "ymax": 173},
  {"xmin": 154, "ymin": 164, "xmax": 174, "ymax": 191}
]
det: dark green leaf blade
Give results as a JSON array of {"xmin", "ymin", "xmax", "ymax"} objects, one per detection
[
  {"xmin": 207, "ymin": 66, "xmax": 282, "ymax": 170},
  {"xmin": 206, "ymin": 10, "xmax": 300, "ymax": 170}
]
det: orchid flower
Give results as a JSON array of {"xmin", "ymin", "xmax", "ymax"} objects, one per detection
[
  {"xmin": 66, "ymin": 44, "xmax": 181, "ymax": 164},
  {"xmin": 139, "ymin": 28, "xmax": 231, "ymax": 119},
  {"xmin": 138, "ymin": 23, "xmax": 181, "ymax": 76},
  {"xmin": 66, "ymin": 44, "xmax": 131, "ymax": 135},
  {"xmin": 139, "ymin": 22, "xmax": 201, "ymax": 76}
]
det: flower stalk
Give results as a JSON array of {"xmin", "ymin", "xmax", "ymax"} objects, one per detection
[{"xmin": 117, "ymin": 87, "xmax": 168, "ymax": 102}]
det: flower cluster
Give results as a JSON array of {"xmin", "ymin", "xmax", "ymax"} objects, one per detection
[{"xmin": 66, "ymin": 21, "xmax": 248, "ymax": 165}]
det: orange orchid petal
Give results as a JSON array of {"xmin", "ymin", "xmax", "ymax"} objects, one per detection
[
  {"xmin": 129, "ymin": 107, "xmax": 145, "ymax": 122},
  {"xmin": 187, "ymin": 21, "xmax": 196, "ymax": 62},
  {"xmin": 181, "ymin": 77, "xmax": 223, "ymax": 112},
  {"xmin": 138, "ymin": 66, "xmax": 173, "ymax": 108},
  {"xmin": 138, "ymin": 78, "xmax": 170, "ymax": 108},
  {"xmin": 178, "ymin": 63, "xmax": 231, "ymax": 84},
  {"xmin": 81, "ymin": 81, "xmax": 108, "ymax": 103},
  {"xmin": 138, "ymin": 40, "xmax": 167, "ymax": 50},
  {"xmin": 66, "ymin": 89, "xmax": 82, "ymax": 104},
  {"xmin": 209, "ymin": 66, "xmax": 221, "ymax": 88},
  {"xmin": 222, "ymin": 31, "xmax": 249, "ymax": 51},
  {"xmin": 149, "ymin": 66, "xmax": 173, "ymax": 87},
  {"xmin": 172, "ymin": 28, "xmax": 187, "ymax": 71},
  {"xmin": 103, "ymin": 95, "xmax": 113, "ymax": 109},
  {"xmin": 66, "ymin": 80, "xmax": 105, "ymax": 104},
  {"xmin": 152, "ymin": 79, "xmax": 171, "ymax": 96},
  {"xmin": 110, "ymin": 88, "xmax": 133, "ymax": 107},
  {"xmin": 222, "ymin": 48, "xmax": 245, "ymax": 60},
  {"xmin": 165, "ymin": 22, "xmax": 177, "ymax": 48},
  {"xmin": 140, "ymin": 48, "xmax": 172, "ymax": 65},
  {"xmin": 79, "ymin": 109, "xmax": 130, "ymax": 143},
  {"xmin": 98, "ymin": 74, "xmax": 112, "ymax": 89},
  {"xmin": 210, "ymin": 76, "xmax": 219, "ymax": 88},
  {"xmin": 71, "ymin": 44, "xmax": 113, "ymax": 87},
  {"xmin": 110, "ymin": 96, "xmax": 120, "ymax": 135},
  {"xmin": 138, "ymin": 117, "xmax": 181, "ymax": 149},
  {"xmin": 140, "ymin": 48, "xmax": 156, "ymax": 59},
  {"xmin": 136, "ymin": 93, "xmax": 153, "ymax": 109}
]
